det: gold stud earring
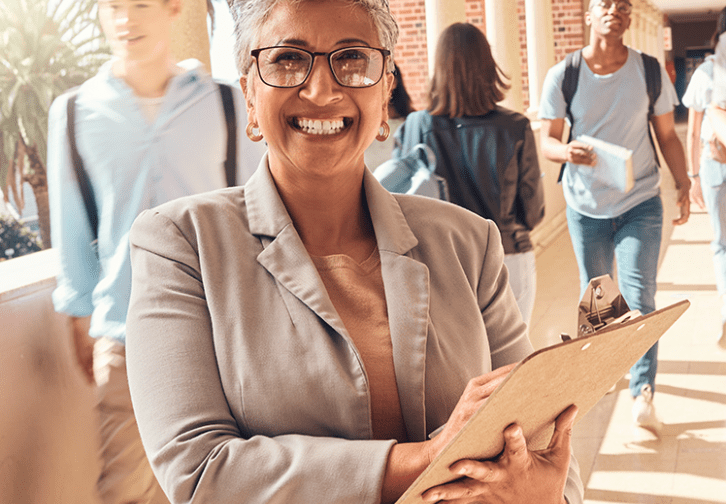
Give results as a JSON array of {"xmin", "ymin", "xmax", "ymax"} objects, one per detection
[
  {"xmin": 376, "ymin": 121, "xmax": 390, "ymax": 142},
  {"xmin": 246, "ymin": 122, "xmax": 264, "ymax": 142}
]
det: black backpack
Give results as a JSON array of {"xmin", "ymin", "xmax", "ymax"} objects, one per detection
[
  {"xmin": 558, "ymin": 49, "xmax": 662, "ymax": 181},
  {"xmin": 65, "ymin": 83, "xmax": 237, "ymax": 242}
]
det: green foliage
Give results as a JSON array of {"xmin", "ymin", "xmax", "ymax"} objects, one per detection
[
  {"xmin": 0, "ymin": 0, "xmax": 111, "ymax": 189},
  {"xmin": 0, "ymin": 213, "xmax": 42, "ymax": 261}
]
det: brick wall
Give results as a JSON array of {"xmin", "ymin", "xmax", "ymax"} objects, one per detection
[
  {"xmin": 552, "ymin": 0, "xmax": 586, "ymax": 63},
  {"xmin": 389, "ymin": 0, "xmax": 587, "ymax": 113},
  {"xmin": 389, "ymin": 0, "xmax": 429, "ymax": 111}
]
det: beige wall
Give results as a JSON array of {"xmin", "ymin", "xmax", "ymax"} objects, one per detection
[{"xmin": 0, "ymin": 251, "xmax": 100, "ymax": 504}]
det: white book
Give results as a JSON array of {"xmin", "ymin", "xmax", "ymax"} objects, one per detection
[{"xmin": 576, "ymin": 135, "xmax": 634, "ymax": 193}]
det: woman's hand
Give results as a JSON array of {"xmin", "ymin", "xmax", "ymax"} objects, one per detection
[
  {"xmin": 421, "ymin": 404, "xmax": 578, "ymax": 504},
  {"xmin": 426, "ymin": 364, "xmax": 518, "ymax": 463}
]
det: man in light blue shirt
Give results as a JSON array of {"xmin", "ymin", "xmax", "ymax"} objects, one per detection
[
  {"xmin": 46, "ymin": 1, "xmax": 265, "ymax": 502},
  {"xmin": 539, "ymin": 0, "xmax": 690, "ymax": 435}
]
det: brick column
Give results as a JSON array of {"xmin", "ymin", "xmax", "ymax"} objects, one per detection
[
  {"xmin": 485, "ymin": 0, "xmax": 524, "ymax": 111},
  {"xmin": 170, "ymin": 0, "xmax": 211, "ymax": 71}
]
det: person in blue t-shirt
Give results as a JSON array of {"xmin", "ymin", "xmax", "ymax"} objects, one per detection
[{"xmin": 538, "ymin": 0, "xmax": 690, "ymax": 435}]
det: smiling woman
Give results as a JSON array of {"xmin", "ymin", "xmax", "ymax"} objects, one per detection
[{"xmin": 123, "ymin": 1, "xmax": 585, "ymax": 503}]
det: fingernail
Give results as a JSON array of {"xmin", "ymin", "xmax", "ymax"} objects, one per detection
[{"xmin": 457, "ymin": 466, "xmax": 469, "ymax": 475}]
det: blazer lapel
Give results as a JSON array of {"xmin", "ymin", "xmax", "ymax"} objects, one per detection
[
  {"xmin": 246, "ymin": 158, "xmax": 348, "ymax": 337},
  {"xmin": 366, "ymin": 172, "xmax": 430, "ymax": 441},
  {"xmin": 246, "ymin": 162, "xmax": 431, "ymax": 440}
]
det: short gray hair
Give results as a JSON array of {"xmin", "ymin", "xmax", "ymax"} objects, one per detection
[{"xmin": 228, "ymin": 0, "xmax": 399, "ymax": 79}]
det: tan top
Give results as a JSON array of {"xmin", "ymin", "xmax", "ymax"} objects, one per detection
[{"xmin": 312, "ymin": 248, "xmax": 408, "ymax": 443}]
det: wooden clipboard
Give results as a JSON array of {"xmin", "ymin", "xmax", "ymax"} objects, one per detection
[{"xmin": 396, "ymin": 298, "xmax": 690, "ymax": 504}]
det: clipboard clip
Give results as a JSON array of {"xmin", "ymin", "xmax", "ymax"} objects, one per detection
[{"xmin": 570, "ymin": 274, "xmax": 641, "ymax": 339}]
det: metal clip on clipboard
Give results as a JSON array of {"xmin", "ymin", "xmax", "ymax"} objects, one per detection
[{"xmin": 561, "ymin": 275, "xmax": 642, "ymax": 341}]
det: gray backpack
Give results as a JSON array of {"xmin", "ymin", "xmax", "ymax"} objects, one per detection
[{"xmin": 373, "ymin": 143, "xmax": 449, "ymax": 200}]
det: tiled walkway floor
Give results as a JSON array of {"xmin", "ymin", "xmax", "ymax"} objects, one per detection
[{"xmin": 530, "ymin": 123, "xmax": 726, "ymax": 504}]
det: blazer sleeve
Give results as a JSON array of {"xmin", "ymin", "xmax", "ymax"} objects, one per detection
[
  {"xmin": 126, "ymin": 210, "xmax": 395, "ymax": 504},
  {"xmin": 516, "ymin": 122, "xmax": 545, "ymax": 231}
]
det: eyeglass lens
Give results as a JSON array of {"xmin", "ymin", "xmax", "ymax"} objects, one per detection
[
  {"xmin": 597, "ymin": 0, "xmax": 632, "ymax": 13},
  {"xmin": 255, "ymin": 47, "xmax": 385, "ymax": 88}
]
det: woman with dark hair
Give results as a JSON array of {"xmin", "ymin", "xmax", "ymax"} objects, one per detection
[
  {"xmin": 392, "ymin": 22, "xmax": 544, "ymax": 326},
  {"xmin": 365, "ymin": 63, "xmax": 415, "ymax": 169},
  {"xmin": 682, "ymin": 6, "xmax": 726, "ymax": 347}
]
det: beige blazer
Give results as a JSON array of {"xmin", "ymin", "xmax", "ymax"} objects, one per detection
[{"xmin": 126, "ymin": 156, "xmax": 582, "ymax": 504}]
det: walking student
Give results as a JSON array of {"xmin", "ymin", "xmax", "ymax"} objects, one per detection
[
  {"xmin": 538, "ymin": 0, "xmax": 690, "ymax": 434},
  {"xmin": 46, "ymin": 1, "xmax": 264, "ymax": 502},
  {"xmin": 683, "ymin": 7, "xmax": 726, "ymax": 349}
]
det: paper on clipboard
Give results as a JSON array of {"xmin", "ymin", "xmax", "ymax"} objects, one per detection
[
  {"xmin": 577, "ymin": 134, "xmax": 634, "ymax": 193},
  {"xmin": 396, "ymin": 282, "xmax": 689, "ymax": 504}
]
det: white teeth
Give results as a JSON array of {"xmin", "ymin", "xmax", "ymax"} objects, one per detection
[{"xmin": 296, "ymin": 118, "xmax": 345, "ymax": 135}]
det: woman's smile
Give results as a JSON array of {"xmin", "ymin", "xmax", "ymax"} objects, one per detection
[{"xmin": 291, "ymin": 117, "xmax": 351, "ymax": 135}]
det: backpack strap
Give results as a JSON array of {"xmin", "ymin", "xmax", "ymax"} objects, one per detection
[
  {"xmin": 218, "ymin": 83, "xmax": 237, "ymax": 187},
  {"xmin": 66, "ymin": 90, "xmax": 99, "ymax": 243},
  {"xmin": 562, "ymin": 49, "xmax": 582, "ymax": 128},
  {"xmin": 558, "ymin": 49, "xmax": 582, "ymax": 182},
  {"xmin": 641, "ymin": 52, "xmax": 662, "ymax": 167}
]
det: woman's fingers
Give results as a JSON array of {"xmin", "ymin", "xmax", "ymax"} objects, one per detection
[
  {"xmin": 503, "ymin": 423, "xmax": 528, "ymax": 462},
  {"xmin": 420, "ymin": 464, "xmax": 493, "ymax": 502},
  {"xmin": 422, "ymin": 405, "xmax": 579, "ymax": 503},
  {"xmin": 465, "ymin": 363, "xmax": 517, "ymax": 399},
  {"xmin": 546, "ymin": 404, "xmax": 578, "ymax": 461}
]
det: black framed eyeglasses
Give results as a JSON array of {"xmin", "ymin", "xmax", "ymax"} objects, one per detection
[
  {"xmin": 250, "ymin": 46, "xmax": 391, "ymax": 88},
  {"xmin": 594, "ymin": 0, "xmax": 632, "ymax": 14}
]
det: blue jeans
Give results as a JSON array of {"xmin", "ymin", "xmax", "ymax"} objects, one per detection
[
  {"xmin": 566, "ymin": 196, "xmax": 663, "ymax": 398},
  {"xmin": 701, "ymin": 177, "xmax": 726, "ymax": 323}
]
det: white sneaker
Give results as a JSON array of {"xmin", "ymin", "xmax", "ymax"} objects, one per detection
[{"xmin": 632, "ymin": 384, "xmax": 662, "ymax": 434}]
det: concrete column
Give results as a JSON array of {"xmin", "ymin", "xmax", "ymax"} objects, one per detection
[
  {"xmin": 525, "ymin": 0, "xmax": 555, "ymax": 113},
  {"xmin": 485, "ymin": 0, "xmax": 524, "ymax": 112},
  {"xmin": 651, "ymin": 5, "xmax": 663, "ymax": 60},
  {"xmin": 630, "ymin": 1, "xmax": 640, "ymax": 51},
  {"xmin": 424, "ymin": 0, "xmax": 466, "ymax": 77},
  {"xmin": 648, "ymin": 4, "xmax": 658, "ymax": 58},
  {"xmin": 171, "ymin": 0, "xmax": 211, "ymax": 71},
  {"xmin": 636, "ymin": 0, "xmax": 647, "ymax": 52},
  {"xmin": 656, "ymin": 18, "xmax": 665, "ymax": 64}
]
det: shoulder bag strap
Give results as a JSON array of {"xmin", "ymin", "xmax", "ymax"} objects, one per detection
[
  {"xmin": 66, "ymin": 90, "xmax": 99, "ymax": 242},
  {"xmin": 218, "ymin": 83, "xmax": 237, "ymax": 187}
]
